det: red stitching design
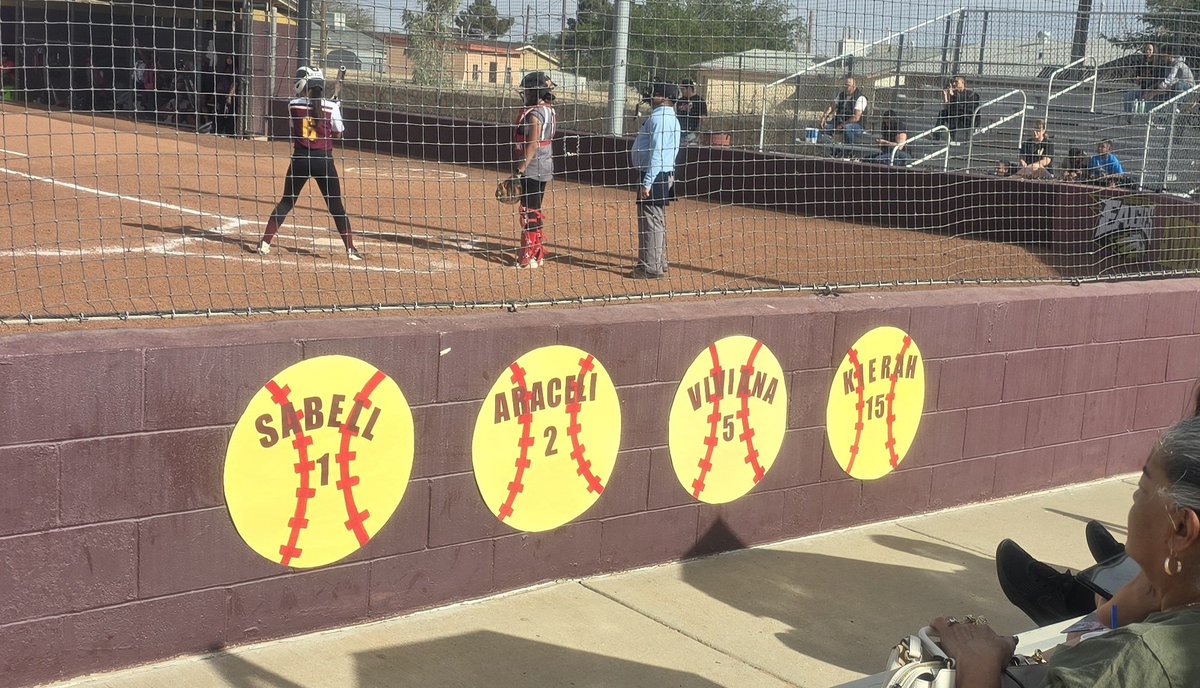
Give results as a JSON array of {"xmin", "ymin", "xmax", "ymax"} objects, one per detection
[
  {"xmin": 844, "ymin": 348, "xmax": 866, "ymax": 475},
  {"xmin": 267, "ymin": 379, "xmax": 314, "ymax": 566},
  {"xmin": 498, "ymin": 362, "xmax": 534, "ymax": 521},
  {"xmin": 885, "ymin": 337, "xmax": 912, "ymax": 468},
  {"xmin": 736, "ymin": 340, "xmax": 766, "ymax": 483},
  {"xmin": 692, "ymin": 343, "xmax": 723, "ymax": 498},
  {"xmin": 336, "ymin": 369, "xmax": 385, "ymax": 546},
  {"xmin": 566, "ymin": 354, "xmax": 603, "ymax": 494}
]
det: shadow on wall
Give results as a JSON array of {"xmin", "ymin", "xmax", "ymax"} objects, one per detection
[{"xmin": 678, "ymin": 520, "xmax": 1033, "ymax": 676}]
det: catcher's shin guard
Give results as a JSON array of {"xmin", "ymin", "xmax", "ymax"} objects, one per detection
[
  {"xmin": 515, "ymin": 230, "xmax": 540, "ymax": 269},
  {"xmin": 519, "ymin": 206, "xmax": 544, "ymax": 231},
  {"xmin": 530, "ymin": 228, "xmax": 546, "ymax": 265}
]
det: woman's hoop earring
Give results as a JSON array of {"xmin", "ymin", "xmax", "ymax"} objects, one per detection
[{"xmin": 1165, "ymin": 555, "xmax": 1183, "ymax": 576}]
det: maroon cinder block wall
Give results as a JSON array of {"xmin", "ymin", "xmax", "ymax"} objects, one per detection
[{"xmin": 3, "ymin": 280, "xmax": 1200, "ymax": 686}]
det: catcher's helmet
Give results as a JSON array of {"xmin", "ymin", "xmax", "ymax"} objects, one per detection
[
  {"xmin": 520, "ymin": 71, "xmax": 555, "ymax": 101},
  {"xmin": 294, "ymin": 66, "xmax": 325, "ymax": 96}
]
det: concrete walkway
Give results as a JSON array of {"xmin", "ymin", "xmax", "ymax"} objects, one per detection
[{"xmin": 50, "ymin": 476, "xmax": 1138, "ymax": 688}]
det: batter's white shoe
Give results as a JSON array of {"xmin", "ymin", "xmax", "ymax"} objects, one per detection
[
  {"xmin": 256, "ymin": 241, "xmax": 270, "ymax": 255},
  {"xmin": 347, "ymin": 248, "xmax": 363, "ymax": 261}
]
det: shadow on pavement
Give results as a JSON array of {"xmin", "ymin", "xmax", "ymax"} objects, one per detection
[
  {"xmin": 208, "ymin": 653, "xmax": 307, "ymax": 688},
  {"xmin": 350, "ymin": 630, "xmax": 726, "ymax": 688},
  {"xmin": 678, "ymin": 520, "xmax": 1031, "ymax": 676}
]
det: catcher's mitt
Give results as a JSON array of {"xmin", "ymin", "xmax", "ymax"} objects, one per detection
[{"xmin": 495, "ymin": 174, "xmax": 523, "ymax": 204}]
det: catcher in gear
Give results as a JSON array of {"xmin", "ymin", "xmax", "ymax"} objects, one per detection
[{"xmin": 511, "ymin": 71, "xmax": 557, "ymax": 268}]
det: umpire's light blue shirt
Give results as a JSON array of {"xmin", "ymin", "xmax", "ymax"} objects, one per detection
[{"xmin": 631, "ymin": 105, "xmax": 681, "ymax": 189}]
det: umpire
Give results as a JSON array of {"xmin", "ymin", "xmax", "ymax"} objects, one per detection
[{"xmin": 629, "ymin": 80, "xmax": 681, "ymax": 279}]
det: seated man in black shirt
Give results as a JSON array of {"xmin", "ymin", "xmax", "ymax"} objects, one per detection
[
  {"xmin": 819, "ymin": 76, "xmax": 868, "ymax": 144},
  {"xmin": 674, "ymin": 79, "xmax": 708, "ymax": 146},
  {"xmin": 936, "ymin": 76, "xmax": 980, "ymax": 142},
  {"xmin": 867, "ymin": 110, "xmax": 911, "ymax": 166},
  {"xmin": 1014, "ymin": 120, "xmax": 1054, "ymax": 179}
]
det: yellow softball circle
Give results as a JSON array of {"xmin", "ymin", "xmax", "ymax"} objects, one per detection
[
  {"xmin": 668, "ymin": 336, "xmax": 788, "ymax": 504},
  {"xmin": 472, "ymin": 345, "xmax": 621, "ymax": 532},
  {"xmin": 826, "ymin": 327, "xmax": 925, "ymax": 480},
  {"xmin": 224, "ymin": 355, "xmax": 414, "ymax": 568}
]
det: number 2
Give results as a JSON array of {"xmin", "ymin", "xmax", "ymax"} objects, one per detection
[{"xmin": 544, "ymin": 426, "xmax": 558, "ymax": 456}]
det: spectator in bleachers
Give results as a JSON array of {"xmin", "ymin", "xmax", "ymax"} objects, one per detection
[
  {"xmin": 936, "ymin": 75, "xmax": 979, "ymax": 142},
  {"xmin": 1124, "ymin": 43, "xmax": 1169, "ymax": 117},
  {"xmin": 991, "ymin": 160, "xmax": 1016, "ymax": 177},
  {"xmin": 868, "ymin": 110, "xmax": 910, "ymax": 165},
  {"xmin": 1014, "ymin": 120, "xmax": 1054, "ymax": 179},
  {"xmin": 1087, "ymin": 139, "xmax": 1130, "ymax": 187},
  {"xmin": 819, "ymin": 76, "xmax": 868, "ymax": 144},
  {"xmin": 1158, "ymin": 53, "xmax": 1195, "ymax": 103},
  {"xmin": 1060, "ymin": 147, "xmax": 1089, "ymax": 182}
]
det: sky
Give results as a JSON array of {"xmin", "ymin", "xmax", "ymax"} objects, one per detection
[{"xmin": 370, "ymin": 0, "xmax": 1151, "ymax": 55}]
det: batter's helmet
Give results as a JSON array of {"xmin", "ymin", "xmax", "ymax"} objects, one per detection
[
  {"xmin": 294, "ymin": 66, "xmax": 325, "ymax": 96},
  {"xmin": 520, "ymin": 71, "xmax": 555, "ymax": 101}
]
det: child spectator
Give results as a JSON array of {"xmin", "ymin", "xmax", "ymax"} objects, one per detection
[
  {"xmin": 1087, "ymin": 140, "xmax": 1128, "ymax": 187},
  {"xmin": 1060, "ymin": 147, "xmax": 1089, "ymax": 182}
]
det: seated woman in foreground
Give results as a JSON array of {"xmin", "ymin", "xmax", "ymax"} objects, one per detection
[{"xmin": 932, "ymin": 415, "xmax": 1200, "ymax": 687}]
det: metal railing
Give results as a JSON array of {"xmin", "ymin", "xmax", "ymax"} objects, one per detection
[
  {"xmin": 965, "ymin": 89, "xmax": 1027, "ymax": 170},
  {"xmin": 895, "ymin": 126, "xmax": 952, "ymax": 169},
  {"xmin": 755, "ymin": 8, "xmax": 966, "ymax": 151},
  {"xmin": 1044, "ymin": 56, "xmax": 1098, "ymax": 122},
  {"xmin": 1139, "ymin": 83, "xmax": 1200, "ymax": 191}
]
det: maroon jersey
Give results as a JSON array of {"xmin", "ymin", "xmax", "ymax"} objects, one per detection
[{"xmin": 289, "ymin": 97, "xmax": 344, "ymax": 152}]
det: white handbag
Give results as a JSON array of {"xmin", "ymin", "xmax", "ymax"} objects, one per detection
[
  {"xmin": 884, "ymin": 623, "xmax": 1050, "ymax": 688},
  {"xmin": 883, "ymin": 627, "xmax": 956, "ymax": 688}
]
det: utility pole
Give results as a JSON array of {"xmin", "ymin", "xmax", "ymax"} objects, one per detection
[
  {"xmin": 318, "ymin": 0, "xmax": 329, "ymax": 67},
  {"xmin": 806, "ymin": 9, "xmax": 814, "ymax": 54},
  {"xmin": 607, "ymin": 0, "xmax": 631, "ymax": 135},
  {"xmin": 560, "ymin": 0, "xmax": 567, "ymax": 51}
]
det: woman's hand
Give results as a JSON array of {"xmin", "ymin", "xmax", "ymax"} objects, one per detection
[{"xmin": 929, "ymin": 617, "xmax": 1015, "ymax": 688}]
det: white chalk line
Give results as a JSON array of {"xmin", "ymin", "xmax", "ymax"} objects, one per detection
[
  {"xmin": 343, "ymin": 166, "xmax": 469, "ymax": 180},
  {"xmin": 0, "ymin": 166, "xmax": 443, "ymax": 274},
  {"xmin": 0, "ymin": 148, "xmax": 30, "ymax": 158}
]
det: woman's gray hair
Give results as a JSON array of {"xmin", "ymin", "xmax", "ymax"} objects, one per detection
[{"xmin": 1156, "ymin": 415, "xmax": 1200, "ymax": 511}]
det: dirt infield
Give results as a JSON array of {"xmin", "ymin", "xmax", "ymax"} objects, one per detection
[{"xmin": 0, "ymin": 105, "xmax": 1059, "ymax": 324}]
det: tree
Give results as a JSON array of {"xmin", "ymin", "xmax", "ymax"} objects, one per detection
[
  {"xmin": 556, "ymin": 0, "xmax": 805, "ymax": 82},
  {"xmin": 455, "ymin": 0, "xmax": 515, "ymax": 39},
  {"xmin": 1109, "ymin": 1, "xmax": 1200, "ymax": 59},
  {"xmin": 403, "ymin": 0, "xmax": 458, "ymax": 85},
  {"xmin": 323, "ymin": 0, "xmax": 376, "ymax": 32}
]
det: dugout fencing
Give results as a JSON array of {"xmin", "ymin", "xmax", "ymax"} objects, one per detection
[{"xmin": 1, "ymin": 0, "xmax": 1200, "ymax": 324}]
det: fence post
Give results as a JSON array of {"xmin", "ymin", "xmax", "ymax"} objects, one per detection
[{"xmin": 977, "ymin": 11, "xmax": 989, "ymax": 76}]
